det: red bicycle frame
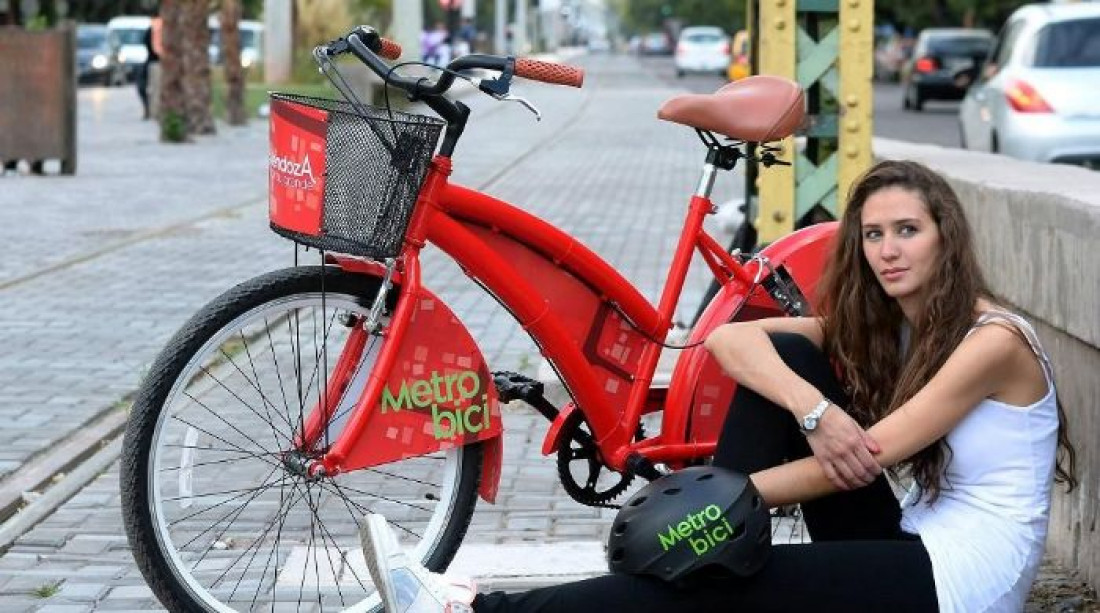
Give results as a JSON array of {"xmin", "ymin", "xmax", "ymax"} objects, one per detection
[{"xmin": 299, "ymin": 152, "xmax": 836, "ymax": 486}]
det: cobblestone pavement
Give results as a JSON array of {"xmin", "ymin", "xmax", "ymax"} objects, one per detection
[{"xmin": 0, "ymin": 53, "xmax": 1094, "ymax": 612}]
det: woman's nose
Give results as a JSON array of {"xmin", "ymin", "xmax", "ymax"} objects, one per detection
[{"xmin": 879, "ymin": 234, "xmax": 900, "ymax": 259}]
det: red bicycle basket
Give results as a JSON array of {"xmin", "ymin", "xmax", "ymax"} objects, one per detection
[{"xmin": 268, "ymin": 93, "xmax": 445, "ymax": 259}]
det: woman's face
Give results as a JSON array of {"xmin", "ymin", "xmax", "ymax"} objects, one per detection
[{"xmin": 860, "ymin": 186, "xmax": 942, "ymax": 308}]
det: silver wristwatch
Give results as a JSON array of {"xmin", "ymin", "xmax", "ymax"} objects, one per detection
[{"xmin": 800, "ymin": 399, "xmax": 832, "ymax": 434}]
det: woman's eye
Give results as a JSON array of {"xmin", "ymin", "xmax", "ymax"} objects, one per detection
[
  {"xmin": 863, "ymin": 229, "xmax": 882, "ymax": 240},
  {"xmin": 899, "ymin": 225, "xmax": 918, "ymax": 236}
]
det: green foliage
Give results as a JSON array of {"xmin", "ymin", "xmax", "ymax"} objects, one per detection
[
  {"xmin": 160, "ymin": 110, "xmax": 189, "ymax": 142},
  {"xmin": 290, "ymin": 0, "xmax": 392, "ymax": 85},
  {"xmin": 24, "ymin": 14, "xmax": 50, "ymax": 30},
  {"xmin": 875, "ymin": 0, "xmax": 1028, "ymax": 32},
  {"xmin": 31, "ymin": 581, "xmax": 61, "ymax": 599},
  {"xmin": 614, "ymin": 0, "xmax": 745, "ymax": 35},
  {"xmin": 242, "ymin": 0, "xmax": 264, "ymax": 19}
]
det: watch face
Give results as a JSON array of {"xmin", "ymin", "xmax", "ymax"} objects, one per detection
[{"xmin": 804, "ymin": 416, "xmax": 818, "ymax": 431}]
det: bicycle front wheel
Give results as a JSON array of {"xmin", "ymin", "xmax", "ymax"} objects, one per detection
[{"xmin": 121, "ymin": 266, "xmax": 483, "ymax": 612}]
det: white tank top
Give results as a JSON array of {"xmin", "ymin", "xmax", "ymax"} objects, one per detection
[{"xmin": 899, "ymin": 312, "xmax": 1059, "ymax": 613}]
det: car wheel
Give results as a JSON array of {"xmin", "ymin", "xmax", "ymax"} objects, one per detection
[{"xmin": 911, "ymin": 86, "xmax": 925, "ymax": 111}]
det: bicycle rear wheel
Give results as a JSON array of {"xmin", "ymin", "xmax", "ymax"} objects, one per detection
[{"xmin": 121, "ymin": 266, "xmax": 483, "ymax": 612}]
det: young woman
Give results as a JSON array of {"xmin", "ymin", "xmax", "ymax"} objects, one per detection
[{"xmin": 360, "ymin": 160, "xmax": 1077, "ymax": 612}]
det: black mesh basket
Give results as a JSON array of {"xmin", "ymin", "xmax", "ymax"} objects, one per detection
[{"xmin": 268, "ymin": 93, "xmax": 446, "ymax": 259}]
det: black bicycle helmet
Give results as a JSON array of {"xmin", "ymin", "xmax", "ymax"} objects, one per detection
[{"xmin": 607, "ymin": 466, "xmax": 771, "ymax": 582}]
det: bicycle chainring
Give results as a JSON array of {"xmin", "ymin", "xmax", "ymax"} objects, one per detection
[{"xmin": 556, "ymin": 410, "xmax": 640, "ymax": 508}]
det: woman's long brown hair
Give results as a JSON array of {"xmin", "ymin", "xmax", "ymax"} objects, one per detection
[{"xmin": 816, "ymin": 160, "xmax": 1076, "ymax": 501}]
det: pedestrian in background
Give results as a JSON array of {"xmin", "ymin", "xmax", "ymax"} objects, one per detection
[
  {"xmin": 454, "ymin": 17, "xmax": 477, "ymax": 56},
  {"xmin": 421, "ymin": 21, "xmax": 450, "ymax": 66},
  {"xmin": 137, "ymin": 10, "xmax": 163, "ymax": 121}
]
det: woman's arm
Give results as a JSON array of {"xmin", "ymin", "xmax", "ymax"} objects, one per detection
[
  {"xmin": 705, "ymin": 318, "xmax": 882, "ymax": 489},
  {"xmin": 704, "ymin": 318, "xmax": 827, "ymax": 418},
  {"xmin": 750, "ymin": 323, "xmax": 1028, "ymax": 507}
]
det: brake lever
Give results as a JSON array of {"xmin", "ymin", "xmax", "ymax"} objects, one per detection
[
  {"xmin": 472, "ymin": 77, "xmax": 541, "ymax": 120},
  {"xmin": 495, "ymin": 93, "xmax": 542, "ymax": 121}
]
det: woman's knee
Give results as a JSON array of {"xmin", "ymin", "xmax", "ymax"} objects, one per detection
[
  {"xmin": 767, "ymin": 332, "xmax": 840, "ymax": 387},
  {"xmin": 767, "ymin": 332, "xmax": 823, "ymax": 364}
]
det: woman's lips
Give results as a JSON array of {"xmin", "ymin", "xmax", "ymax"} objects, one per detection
[{"xmin": 882, "ymin": 268, "xmax": 907, "ymax": 282}]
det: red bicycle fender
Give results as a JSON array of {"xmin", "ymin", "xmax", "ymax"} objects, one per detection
[
  {"xmin": 329, "ymin": 267, "xmax": 505, "ymax": 508},
  {"xmin": 479, "ymin": 433, "xmax": 503, "ymax": 503},
  {"xmin": 330, "ymin": 255, "xmax": 504, "ymax": 503},
  {"xmin": 541, "ymin": 403, "xmax": 580, "ymax": 456}
]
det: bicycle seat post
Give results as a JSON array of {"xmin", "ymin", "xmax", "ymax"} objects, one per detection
[
  {"xmin": 694, "ymin": 131, "xmax": 744, "ymax": 201},
  {"xmin": 695, "ymin": 159, "xmax": 719, "ymax": 200}
]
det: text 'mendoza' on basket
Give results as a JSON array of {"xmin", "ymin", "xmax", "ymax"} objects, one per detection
[{"xmin": 267, "ymin": 93, "xmax": 446, "ymax": 260}]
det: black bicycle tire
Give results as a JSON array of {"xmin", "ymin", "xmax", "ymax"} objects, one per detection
[{"xmin": 120, "ymin": 265, "xmax": 484, "ymax": 612}]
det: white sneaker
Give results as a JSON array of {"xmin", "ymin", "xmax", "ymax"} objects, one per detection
[{"xmin": 360, "ymin": 513, "xmax": 477, "ymax": 613}]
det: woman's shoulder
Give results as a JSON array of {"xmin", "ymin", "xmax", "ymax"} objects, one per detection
[
  {"xmin": 959, "ymin": 303, "xmax": 1051, "ymax": 405},
  {"xmin": 966, "ymin": 303, "xmax": 1045, "ymax": 355}
]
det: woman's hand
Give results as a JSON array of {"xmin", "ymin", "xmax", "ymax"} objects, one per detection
[{"xmin": 804, "ymin": 406, "xmax": 883, "ymax": 490}]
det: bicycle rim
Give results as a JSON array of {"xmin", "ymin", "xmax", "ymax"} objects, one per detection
[{"xmin": 146, "ymin": 290, "xmax": 469, "ymax": 612}]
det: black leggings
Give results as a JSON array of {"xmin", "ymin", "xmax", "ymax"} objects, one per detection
[{"xmin": 473, "ymin": 333, "xmax": 938, "ymax": 612}]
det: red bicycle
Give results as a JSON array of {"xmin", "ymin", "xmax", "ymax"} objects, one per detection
[{"xmin": 121, "ymin": 26, "xmax": 836, "ymax": 612}]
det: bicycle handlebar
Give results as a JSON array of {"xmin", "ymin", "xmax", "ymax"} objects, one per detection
[
  {"xmin": 320, "ymin": 25, "xmax": 584, "ymax": 99},
  {"xmin": 376, "ymin": 37, "xmax": 402, "ymax": 61},
  {"xmin": 514, "ymin": 58, "xmax": 584, "ymax": 88}
]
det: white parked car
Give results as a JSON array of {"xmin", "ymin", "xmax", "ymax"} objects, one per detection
[
  {"xmin": 106, "ymin": 15, "xmax": 151, "ymax": 81},
  {"xmin": 958, "ymin": 3, "xmax": 1100, "ymax": 167},
  {"xmin": 675, "ymin": 26, "xmax": 730, "ymax": 77},
  {"xmin": 208, "ymin": 16, "xmax": 264, "ymax": 69}
]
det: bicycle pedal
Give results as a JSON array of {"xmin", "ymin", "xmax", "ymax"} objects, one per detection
[
  {"xmin": 492, "ymin": 371, "xmax": 562, "ymax": 422},
  {"xmin": 491, "ymin": 371, "xmax": 545, "ymax": 403}
]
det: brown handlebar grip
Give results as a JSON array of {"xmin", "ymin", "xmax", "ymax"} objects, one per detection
[
  {"xmin": 514, "ymin": 58, "xmax": 585, "ymax": 88},
  {"xmin": 377, "ymin": 37, "xmax": 402, "ymax": 61}
]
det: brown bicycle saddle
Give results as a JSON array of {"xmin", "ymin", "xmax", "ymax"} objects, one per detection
[{"xmin": 657, "ymin": 75, "xmax": 805, "ymax": 143}]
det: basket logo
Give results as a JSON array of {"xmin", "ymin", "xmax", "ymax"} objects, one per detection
[
  {"xmin": 270, "ymin": 152, "xmax": 318, "ymax": 190},
  {"xmin": 657, "ymin": 504, "xmax": 741, "ymax": 556},
  {"xmin": 381, "ymin": 370, "xmax": 491, "ymax": 440}
]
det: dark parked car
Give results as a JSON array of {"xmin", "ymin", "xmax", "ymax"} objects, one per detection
[
  {"xmin": 901, "ymin": 28, "xmax": 993, "ymax": 111},
  {"xmin": 76, "ymin": 24, "xmax": 125, "ymax": 86}
]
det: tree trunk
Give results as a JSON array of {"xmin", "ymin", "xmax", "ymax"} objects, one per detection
[
  {"xmin": 159, "ymin": 0, "xmax": 189, "ymax": 142},
  {"xmin": 2, "ymin": 0, "xmax": 23, "ymax": 26},
  {"xmin": 182, "ymin": 0, "xmax": 214, "ymax": 135},
  {"xmin": 221, "ymin": 0, "xmax": 247, "ymax": 126}
]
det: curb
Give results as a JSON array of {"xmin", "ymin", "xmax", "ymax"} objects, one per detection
[
  {"xmin": 0, "ymin": 436, "xmax": 123, "ymax": 552},
  {"xmin": 0, "ymin": 404, "xmax": 127, "ymax": 531}
]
